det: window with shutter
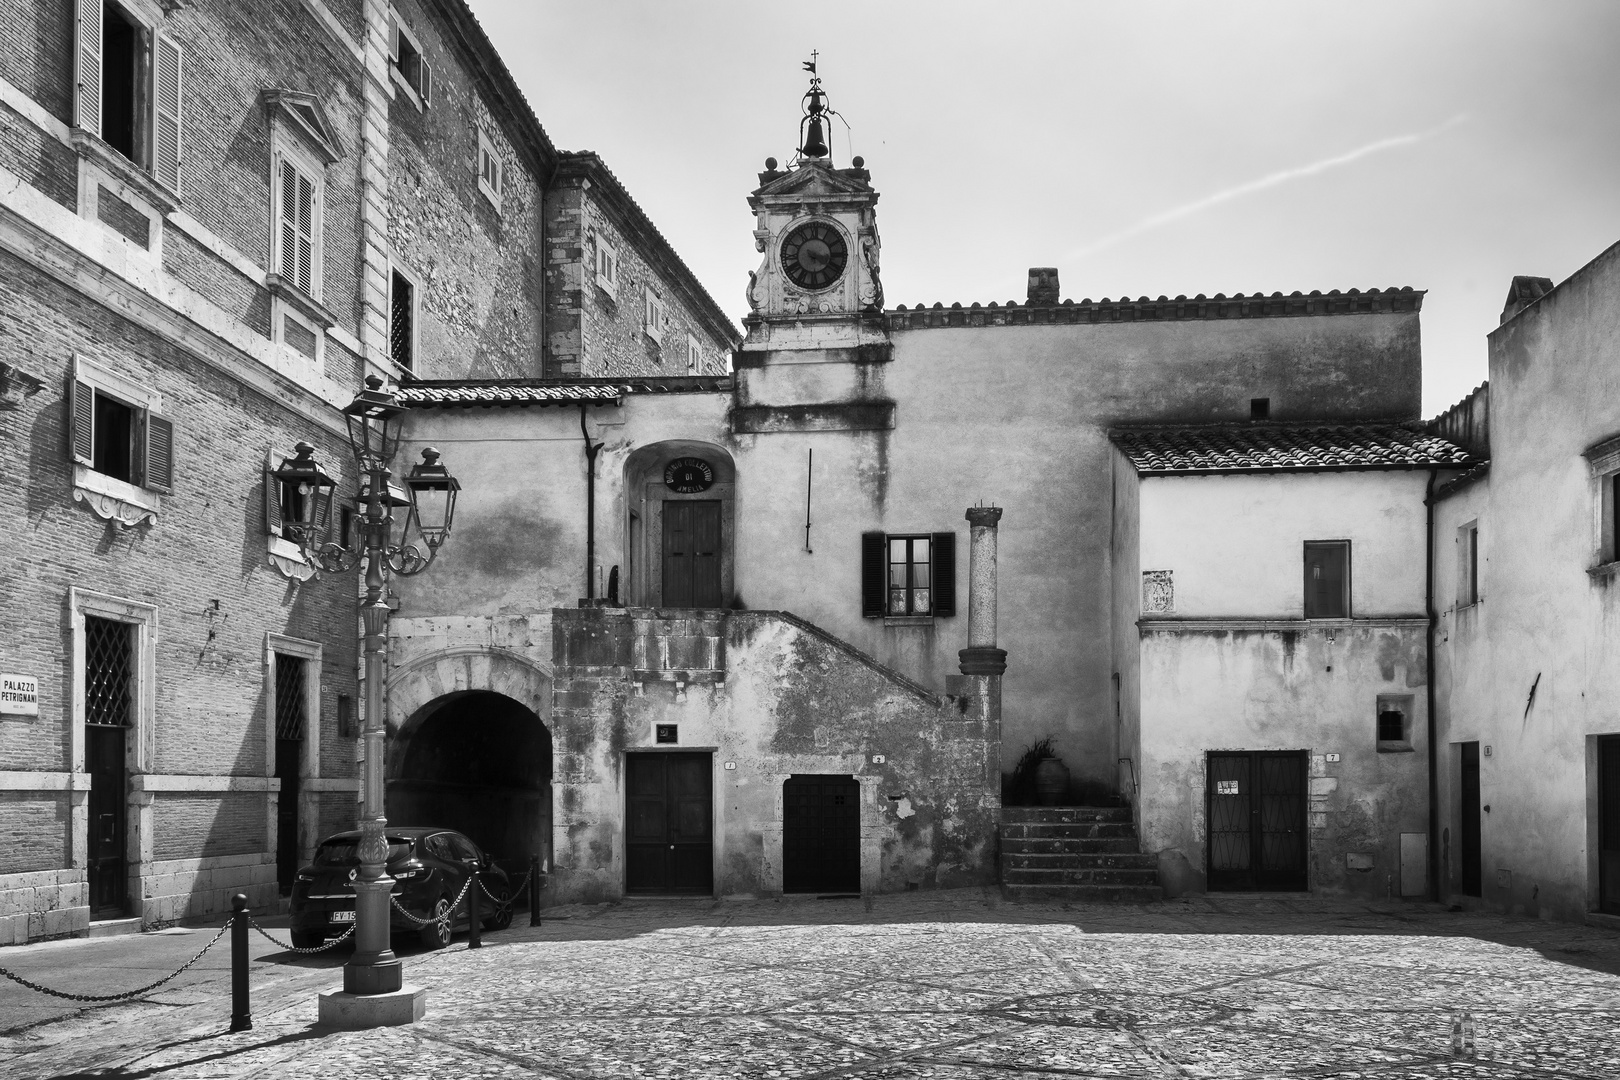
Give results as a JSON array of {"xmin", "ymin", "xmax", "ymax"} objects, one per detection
[
  {"xmin": 476, "ymin": 128, "xmax": 503, "ymax": 210},
  {"xmin": 276, "ymin": 157, "xmax": 320, "ymax": 297},
  {"xmin": 390, "ymin": 15, "xmax": 431, "ymax": 107},
  {"xmin": 152, "ymin": 34, "xmax": 181, "ymax": 192},
  {"xmin": 862, "ymin": 531, "xmax": 957, "ymax": 620},
  {"xmin": 595, "ymin": 237, "xmax": 619, "ymax": 297},
  {"xmin": 67, "ymin": 356, "xmax": 175, "ymax": 518}
]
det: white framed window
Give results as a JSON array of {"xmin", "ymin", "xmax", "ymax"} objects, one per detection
[
  {"xmin": 69, "ymin": 588, "xmax": 157, "ymax": 780},
  {"xmin": 1456, "ymin": 520, "xmax": 1481, "ymax": 607},
  {"xmin": 1583, "ymin": 433, "xmax": 1620, "ymax": 574},
  {"xmin": 272, "ymin": 149, "xmax": 322, "ymax": 300},
  {"xmin": 685, "ymin": 333, "xmax": 703, "ymax": 372},
  {"xmin": 595, "ymin": 234, "xmax": 619, "ymax": 298},
  {"xmin": 73, "ymin": 0, "xmax": 183, "ymax": 193},
  {"xmin": 387, "ymin": 10, "xmax": 432, "ymax": 109},
  {"xmin": 476, "ymin": 128, "xmax": 503, "ymax": 211},
  {"xmin": 644, "ymin": 287, "xmax": 666, "ymax": 343},
  {"xmin": 69, "ymin": 355, "xmax": 173, "ymax": 527},
  {"xmin": 389, "ymin": 262, "xmax": 419, "ymax": 373}
]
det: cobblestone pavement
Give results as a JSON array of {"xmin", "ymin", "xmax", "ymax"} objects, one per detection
[{"xmin": 3, "ymin": 890, "xmax": 1619, "ymax": 1078}]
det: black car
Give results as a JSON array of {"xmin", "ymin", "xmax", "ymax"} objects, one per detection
[{"xmin": 289, "ymin": 827, "xmax": 514, "ymax": 950}]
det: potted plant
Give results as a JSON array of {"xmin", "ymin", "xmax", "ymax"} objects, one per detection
[{"xmin": 1008, "ymin": 737, "xmax": 1069, "ymax": 807}]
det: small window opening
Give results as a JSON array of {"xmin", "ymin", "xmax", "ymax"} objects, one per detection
[
  {"xmin": 390, "ymin": 269, "xmax": 414, "ymax": 371},
  {"xmin": 1377, "ymin": 708, "xmax": 1405, "ymax": 743},
  {"xmin": 101, "ymin": 3, "xmax": 145, "ymax": 164},
  {"xmin": 1303, "ymin": 540, "xmax": 1350, "ymax": 619},
  {"xmin": 92, "ymin": 391, "xmax": 134, "ymax": 482},
  {"xmin": 1250, "ymin": 397, "xmax": 1270, "ymax": 420},
  {"xmin": 395, "ymin": 32, "xmax": 424, "ymax": 97},
  {"xmin": 1376, "ymin": 694, "xmax": 1414, "ymax": 751}
]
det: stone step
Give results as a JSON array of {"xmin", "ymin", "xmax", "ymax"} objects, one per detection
[
  {"xmin": 1000, "ymin": 852, "xmax": 1158, "ymax": 871},
  {"xmin": 1000, "ymin": 867, "xmax": 1162, "ymax": 887},
  {"xmin": 1002, "ymin": 883, "xmax": 1164, "ymax": 904},
  {"xmin": 88, "ymin": 917, "xmax": 142, "ymax": 939},
  {"xmin": 1000, "ymin": 837, "xmax": 1143, "ymax": 855},
  {"xmin": 999, "ymin": 822, "xmax": 1138, "ymax": 840},
  {"xmin": 1000, "ymin": 806, "xmax": 1132, "ymax": 824}
]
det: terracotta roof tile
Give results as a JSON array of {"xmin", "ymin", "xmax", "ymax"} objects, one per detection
[
  {"xmin": 885, "ymin": 287, "xmax": 1423, "ymax": 330},
  {"xmin": 1111, "ymin": 424, "xmax": 1477, "ymax": 474},
  {"xmin": 397, "ymin": 376, "xmax": 731, "ymax": 408}
]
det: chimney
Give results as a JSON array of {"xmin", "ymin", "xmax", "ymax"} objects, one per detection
[
  {"xmin": 1500, "ymin": 276, "xmax": 1553, "ymax": 325},
  {"xmin": 1027, "ymin": 267, "xmax": 1060, "ymax": 306}
]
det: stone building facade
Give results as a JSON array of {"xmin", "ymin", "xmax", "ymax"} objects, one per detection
[{"xmin": 0, "ymin": 0, "xmax": 732, "ymax": 943}]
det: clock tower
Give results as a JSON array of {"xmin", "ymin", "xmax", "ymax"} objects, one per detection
[{"xmin": 739, "ymin": 68, "xmax": 887, "ymax": 358}]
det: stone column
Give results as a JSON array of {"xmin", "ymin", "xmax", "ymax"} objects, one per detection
[{"xmin": 958, "ymin": 506, "xmax": 1007, "ymax": 723}]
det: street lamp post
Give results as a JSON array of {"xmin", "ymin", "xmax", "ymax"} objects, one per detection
[{"xmin": 273, "ymin": 375, "xmax": 459, "ymax": 1024}]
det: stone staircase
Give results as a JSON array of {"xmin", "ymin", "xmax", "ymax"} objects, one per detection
[{"xmin": 999, "ymin": 806, "xmax": 1163, "ymax": 902}]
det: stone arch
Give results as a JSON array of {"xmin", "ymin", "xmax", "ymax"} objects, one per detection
[
  {"xmin": 385, "ymin": 646, "xmax": 551, "ymax": 734},
  {"xmin": 623, "ymin": 440, "xmax": 736, "ymax": 607}
]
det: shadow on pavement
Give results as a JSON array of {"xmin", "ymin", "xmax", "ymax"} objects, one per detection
[{"xmin": 41, "ymin": 1026, "xmax": 327, "ymax": 1079}]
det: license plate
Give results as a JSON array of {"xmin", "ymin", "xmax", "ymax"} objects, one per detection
[{"xmin": 330, "ymin": 910, "xmax": 355, "ymax": 923}]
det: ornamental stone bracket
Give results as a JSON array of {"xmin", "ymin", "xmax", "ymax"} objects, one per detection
[
  {"xmin": 0, "ymin": 361, "xmax": 45, "ymax": 409},
  {"xmin": 72, "ymin": 487, "xmax": 157, "ymax": 528},
  {"xmin": 267, "ymin": 540, "xmax": 317, "ymax": 582}
]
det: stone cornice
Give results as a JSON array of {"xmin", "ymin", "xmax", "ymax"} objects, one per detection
[
  {"xmin": 885, "ymin": 287, "xmax": 1425, "ymax": 332},
  {"xmin": 1138, "ymin": 616, "xmax": 1428, "ymax": 634}
]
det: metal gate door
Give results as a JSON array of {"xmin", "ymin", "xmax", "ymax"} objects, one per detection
[
  {"xmin": 1460, "ymin": 741, "xmax": 1482, "ymax": 897},
  {"xmin": 1599, "ymin": 736, "xmax": 1620, "ymax": 915},
  {"xmin": 782, "ymin": 775, "xmax": 860, "ymax": 894},
  {"xmin": 625, "ymin": 753, "xmax": 713, "ymax": 894},
  {"xmin": 84, "ymin": 615, "xmax": 132, "ymax": 915},
  {"xmin": 1207, "ymin": 751, "xmax": 1308, "ymax": 891}
]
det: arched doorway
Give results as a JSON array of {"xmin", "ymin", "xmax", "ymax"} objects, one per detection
[
  {"xmin": 623, "ymin": 441, "xmax": 736, "ymax": 608},
  {"xmin": 386, "ymin": 691, "xmax": 551, "ymax": 866}
]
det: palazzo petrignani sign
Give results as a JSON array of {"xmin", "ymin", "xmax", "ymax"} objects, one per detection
[{"xmin": 0, "ymin": 674, "xmax": 39, "ymax": 716}]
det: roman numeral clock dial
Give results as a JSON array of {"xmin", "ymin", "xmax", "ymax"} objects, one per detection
[{"xmin": 779, "ymin": 222, "xmax": 849, "ymax": 291}]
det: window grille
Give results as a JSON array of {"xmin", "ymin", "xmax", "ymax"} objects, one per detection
[
  {"xmin": 390, "ymin": 269, "xmax": 414, "ymax": 370},
  {"xmin": 275, "ymin": 654, "xmax": 307, "ymax": 741},
  {"xmin": 84, "ymin": 616, "xmax": 133, "ymax": 728}
]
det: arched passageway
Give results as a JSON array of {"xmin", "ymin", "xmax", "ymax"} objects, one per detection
[{"xmin": 386, "ymin": 690, "xmax": 551, "ymax": 865}]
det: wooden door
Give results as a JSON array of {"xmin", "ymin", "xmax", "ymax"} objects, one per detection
[
  {"xmin": 625, "ymin": 753, "xmax": 713, "ymax": 894},
  {"xmin": 1207, "ymin": 751, "xmax": 1308, "ymax": 891},
  {"xmin": 275, "ymin": 738, "xmax": 302, "ymax": 895},
  {"xmin": 1460, "ymin": 742, "xmax": 1482, "ymax": 897},
  {"xmin": 782, "ymin": 776, "xmax": 861, "ymax": 894},
  {"xmin": 86, "ymin": 724, "xmax": 127, "ymax": 914},
  {"xmin": 662, "ymin": 500, "xmax": 721, "ymax": 608},
  {"xmin": 1599, "ymin": 737, "xmax": 1619, "ymax": 914}
]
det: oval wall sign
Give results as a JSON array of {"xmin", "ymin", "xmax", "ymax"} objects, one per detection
[{"xmin": 664, "ymin": 457, "xmax": 715, "ymax": 493}]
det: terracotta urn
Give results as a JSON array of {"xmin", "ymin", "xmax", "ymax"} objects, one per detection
[{"xmin": 1033, "ymin": 757, "xmax": 1069, "ymax": 806}]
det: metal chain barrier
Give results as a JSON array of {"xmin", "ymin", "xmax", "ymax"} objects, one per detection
[
  {"xmin": 479, "ymin": 869, "xmax": 530, "ymax": 910},
  {"xmin": 390, "ymin": 875, "xmax": 473, "ymax": 927},
  {"xmin": 245, "ymin": 913, "xmax": 355, "ymax": 954},
  {"xmin": 0, "ymin": 919, "xmax": 232, "ymax": 1002}
]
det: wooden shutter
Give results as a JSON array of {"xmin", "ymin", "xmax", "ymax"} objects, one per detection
[
  {"xmin": 387, "ymin": 12, "xmax": 399, "ymax": 61},
  {"xmin": 70, "ymin": 377, "xmax": 95, "ymax": 465},
  {"xmin": 152, "ymin": 33, "xmax": 182, "ymax": 192},
  {"xmin": 279, "ymin": 160, "xmax": 296, "ymax": 280},
  {"xmin": 931, "ymin": 531, "xmax": 956, "ymax": 616},
  {"xmin": 861, "ymin": 532, "xmax": 885, "ymax": 617},
  {"xmin": 74, "ymin": 0, "xmax": 102, "ymax": 135},
  {"xmin": 419, "ymin": 60, "xmax": 431, "ymax": 106},
  {"xmin": 264, "ymin": 461, "xmax": 283, "ymax": 536},
  {"xmin": 140, "ymin": 412, "xmax": 174, "ymax": 493},
  {"xmin": 296, "ymin": 173, "xmax": 314, "ymax": 293},
  {"xmin": 278, "ymin": 161, "xmax": 315, "ymax": 294}
]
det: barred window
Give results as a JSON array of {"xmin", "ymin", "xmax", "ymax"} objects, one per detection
[
  {"xmin": 84, "ymin": 616, "xmax": 133, "ymax": 728},
  {"xmin": 274, "ymin": 653, "xmax": 307, "ymax": 741}
]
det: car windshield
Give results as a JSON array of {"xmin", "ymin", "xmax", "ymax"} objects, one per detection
[{"xmin": 314, "ymin": 839, "xmax": 414, "ymax": 865}]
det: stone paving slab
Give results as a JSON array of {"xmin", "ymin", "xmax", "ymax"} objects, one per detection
[{"xmin": 2, "ymin": 891, "xmax": 1619, "ymax": 1078}]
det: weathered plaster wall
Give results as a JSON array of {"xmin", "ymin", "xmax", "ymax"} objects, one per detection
[
  {"xmin": 1139, "ymin": 623, "xmax": 1430, "ymax": 898},
  {"xmin": 1432, "ymin": 241, "xmax": 1620, "ymax": 923},
  {"xmin": 1139, "ymin": 472, "xmax": 1432, "ymax": 619},
  {"xmin": 1111, "ymin": 452, "xmax": 1142, "ymax": 808}
]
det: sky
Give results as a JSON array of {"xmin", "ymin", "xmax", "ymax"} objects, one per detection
[{"xmin": 467, "ymin": 0, "xmax": 1620, "ymax": 416}]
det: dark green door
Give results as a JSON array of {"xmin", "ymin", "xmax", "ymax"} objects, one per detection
[
  {"xmin": 1599, "ymin": 736, "xmax": 1620, "ymax": 914},
  {"xmin": 783, "ymin": 775, "xmax": 860, "ymax": 894},
  {"xmin": 625, "ymin": 753, "xmax": 712, "ymax": 894},
  {"xmin": 1460, "ymin": 742, "xmax": 1482, "ymax": 897},
  {"xmin": 662, "ymin": 501, "xmax": 721, "ymax": 608},
  {"xmin": 1207, "ymin": 751, "xmax": 1308, "ymax": 892}
]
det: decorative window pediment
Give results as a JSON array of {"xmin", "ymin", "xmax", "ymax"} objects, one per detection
[{"xmin": 261, "ymin": 89, "xmax": 344, "ymax": 166}]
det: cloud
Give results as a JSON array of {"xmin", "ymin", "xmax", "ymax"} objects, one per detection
[{"xmin": 1066, "ymin": 114, "xmax": 1469, "ymax": 261}]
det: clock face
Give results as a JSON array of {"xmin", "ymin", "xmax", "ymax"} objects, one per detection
[
  {"xmin": 664, "ymin": 457, "xmax": 715, "ymax": 494},
  {"xmin": 779, "ymin": 221, "xmax": 849, "ymax": 291}
]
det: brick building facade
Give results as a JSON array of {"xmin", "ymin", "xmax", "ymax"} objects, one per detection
[{"xmin": 0, "ymin": 0, "xmax": 733, "ymax": 943}]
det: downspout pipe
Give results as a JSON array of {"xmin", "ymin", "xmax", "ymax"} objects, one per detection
[
  {"xmin": 1425, "ymin": 467, "xmax": 1440, "ymax": 902},
  {"xmin": 581, "ymin": 405, "xmax": 603, "ymax": 600}
]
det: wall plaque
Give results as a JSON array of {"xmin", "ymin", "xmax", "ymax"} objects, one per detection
[
  {"xmin": 0, "ymin": 674, "xmax": 39, "ymax": 716},
  {"xmin": 664, "ymin": 457, "xmax": 714, "ymax": 494}
]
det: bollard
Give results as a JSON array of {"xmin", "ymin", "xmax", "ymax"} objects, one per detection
[
  {"xmin": 230, "ymin": 893, "xmax": 251, "ymax": 1032},
  {"xmin": 467, "ymin": 867, "xmax": 482, "ymax": 949},
  {"xmin": 529, "ymin": 854, "xmax": 542, "ymax": 927}
]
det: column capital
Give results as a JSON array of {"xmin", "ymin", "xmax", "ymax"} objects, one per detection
[{"xmin": 965, "ymin": 506, "xmax": 1003, "ymax": 528}]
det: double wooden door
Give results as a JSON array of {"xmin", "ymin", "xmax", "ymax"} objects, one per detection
[
  {"xmin": 1207, "ymin": 751, "xmax": 1308, "ymax": 891},
  {"xmin": 626, "ymin": 753, "xmax": 713, "ymax": 894},
  {"xmin": 662, "ymin": 501, "xmax": 721, "ymax": 608},
  {"xmin": 783, "ymin": 775, "xmax": 860, "ymax": 894}
]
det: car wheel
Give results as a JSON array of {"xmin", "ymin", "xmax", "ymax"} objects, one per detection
[
  {"xmin": 484, "ymin": 889, "xmax": 513, "ymax": 932},
  {"xmin": 290, "ymin": 929, "xmax": 325, "ymax": 950},
  {"xmin": 419, "ymin": 895, "xmax": 453, "ymax": 949}
]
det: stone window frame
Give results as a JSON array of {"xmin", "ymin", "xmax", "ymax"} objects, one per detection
[
  {"xmin": 387, "ymin": 258, "xmax": 421, "ymax": 376},
  {"xmin": 643, "ymin": 285, "xmax": 666, "ymax": 345},
  {"xmin": 264, "ymin": 635, "xmax": 323, "ymax": 786},
  {"xmin": 476, "ymin": 126, "xmax": 504, "ymax": 212},
  {"xmin": 1455, "ymin": 519, "xmax": 1481, "ymax": 608},
  {"xmin": 594, "ymin": 233, "xmax": 619, "ymax": 299},
  {"xmin": 387, "ymin": 10, "xmax": 431, "ymax": 111},
  {"xmin": 69, "ymin": 354, "xmax": 169, "ymax": 527},
  {"xmin": 685, "ymin": 333, "xmax": 703, "ymax": 373},
  {"xmin": 1584, "ymin": 432, "xmax": 1620, "ymax": 578}
]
